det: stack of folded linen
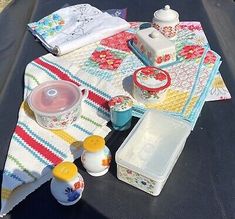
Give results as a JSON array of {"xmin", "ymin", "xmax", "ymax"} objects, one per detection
[{"xmin": 28, "ymin": 4, "xmax": 130, "ymax": 55}]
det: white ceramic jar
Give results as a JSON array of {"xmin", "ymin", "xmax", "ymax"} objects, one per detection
[
  {"xmin": 133, "ymin": 66, "xmax": 171, "ymax": 104},
  {"xmin": 28, "ymin": 80, "xmax": 88, "ymax": 130},
  {"xmin": 152, "ymin": 5, "xmax": 179, "ymax": 40},
  {"xmin": 81, "ymin": 135, "xmax": 111, "ymax": 177},
  {"xmin": 50, "ymin": 162, "xmax": 84, "ymax": 205}
]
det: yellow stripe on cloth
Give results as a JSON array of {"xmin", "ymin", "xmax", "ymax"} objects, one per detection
[
  {"xmin": 1, "ymin": 188, "xmax": 11, "ymax": 200},
  {"xmin": 50, "ymin": 130, "xmax": 83, "ymax": 149}
]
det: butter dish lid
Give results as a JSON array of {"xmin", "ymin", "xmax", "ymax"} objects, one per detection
[
  {"xmin": 133, "ymin": 67, "xmax": 171, "ymax": 92},
  {"xmin": 28, "ymin": 80, "xmax": 80, "ymax": 115},
  {"xmin": 108, "ymin": 95, "xmax": 133, "ymax": 111},
  {"xmin": 154, "ymin": 5, "xmax": 179, "ymax": 22}
]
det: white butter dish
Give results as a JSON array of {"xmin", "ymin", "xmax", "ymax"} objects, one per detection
[
  {"xmin": 115, "ymin": 109, "xmax": 191, "ymax": 196},
  {"xmin": 135, "ymin": 27, "xmax": 176, "ymax": 66}
]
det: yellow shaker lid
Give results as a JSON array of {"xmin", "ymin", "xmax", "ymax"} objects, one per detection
[
  {"xmin": 52, "ymin": 161, "xmax": 78, "ymax": 181},
  {"xmin": 83, "ymin": 135, "xmax": 105, "ymax": 152}
]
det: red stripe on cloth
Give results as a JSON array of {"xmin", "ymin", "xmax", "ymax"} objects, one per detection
[
  {"xmin": 15, "ymin": 125, "xmax": 62, "ymax": 165},
  {"xmin": 34, "ymin": 58, "xmax": 109, "ymax": 111}
]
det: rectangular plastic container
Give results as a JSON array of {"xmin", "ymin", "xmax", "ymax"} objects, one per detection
[{"xmin": 115, "ymin": 109, "xmax": 191, "ymax": 196}]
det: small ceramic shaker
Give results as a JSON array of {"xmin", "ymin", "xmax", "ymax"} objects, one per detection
[
  {"xmin": 50, "ymin": 162, "xmax": 84, "ymax": 206},
  {"xmin": 81, "ymin": 135, "xmax": 111, "ymax": 176},
  {"xmin": 152, "ymin": 5, "xmax": 179, "ymax": 40},
  {"xmin": 108, "ymin": 95, "xmax": 133, "ymax": 131}
]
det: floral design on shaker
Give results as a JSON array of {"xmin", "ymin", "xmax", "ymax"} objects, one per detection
[
  {"xmin": 102, "ymin": 147, "xmax": 111, "ymax": 167},
  {"xmin": 65, "ymin": 180, "xmax": 84, "ymax": 202},
  {"xmin": 108, "ymin": 95, "xmax": 133, "ymax": 112}
]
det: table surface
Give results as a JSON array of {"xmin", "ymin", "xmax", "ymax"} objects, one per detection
[{"xmin": 0, "ymin": 0, "xmax": 235, "ymax": 218}]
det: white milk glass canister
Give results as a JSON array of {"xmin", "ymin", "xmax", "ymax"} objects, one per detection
[
  {"xmin": 152, "ymin": 5, "xmax": 180, "ymax": 40},
  {"xmin": 81, "ymin": 135, "xmax": 112, "ymax": 177},
  {"xmin": 50, "ymin": 162, "xmax": 84, "ymax": 205}
]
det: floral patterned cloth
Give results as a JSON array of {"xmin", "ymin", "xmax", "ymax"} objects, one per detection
[
  {"xmin": 176, "ymin": 22, "xmax": 231, "ymax": 101},
  {"xmin": 28, "ymin": 4, "xmax": 130, "ymax": 55}
]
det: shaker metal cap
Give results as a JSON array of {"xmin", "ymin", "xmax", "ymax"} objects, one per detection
[
  {"xmin": 154, "ymin": 5, "xmax": 179, "ymax": 21},
  {"xmin": 52, "ymin": 162, "xmax": 78, "ymax": 181},
  {"xmin": 83, "ymin": 135, "xmax": 105, "ymax": 152}
]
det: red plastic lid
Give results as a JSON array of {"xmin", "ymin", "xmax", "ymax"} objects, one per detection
[{"xmin": 133, "ymin": 66, "xmax": 171, "ymax": 92}]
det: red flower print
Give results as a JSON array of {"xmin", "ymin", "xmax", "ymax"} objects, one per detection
[
  {"xmin": 164, "ymin": 54, "xmax": 171, "ymax": 62},
  {"xmin": 188, "ymin": 24, "xmax": 202, "ymax": 31},
  {"xmin": 163, "ymin": 26, "xmax": 172, "ymax": 31},
  {"xmin": 133, "ymin": 36, "xmax": 138, "ymax": 45},
  {"xmin": 204, "ymin": 51, "xmax": 217, "ymax": 64},
  {"xmin": 179, "ymin": 45, "xmax": 204, "ymax": 60},
  {"xmin": 153, "ymin": 23, "xmax": 160, "ymax": 30},
  {"xmin": 126, "ymin": 169, "xmax": 132, "ymax": 174},
  {"xmin": 74, "ymin": 181, "xmax": 84, "ymax": 190},
  {"xmin": 156, "ymin": 56, "xmax": 163, "ymax": 64},
  {"xmin": 100, "ymin": 32, "xmax": 135, "ymax": 52},
  {"xmin": 102, "ymin": 156, "xmax": 111, "ymax": 166},
  {"xmin": 61, "ymin": 121, "xmax": 67, "ymax": 126},
  {"xmin": 154, "ymin": 72, "xmax": 167, "ymax": 81},
  {"xmin": 140, "ymin": 45, "xmax": 146, "ymax": 53},
  {"xmin": 91, "ymin": 50, "xmax": 114, "ymax": 63},
  {"xmin": 99, "ymin": 58, "xmax": 122, "ymax": 70},
  {"xmin": 147, "ymin": 51, "xmax": 152, "ymax": 59},
  {"xmin": 109, "ymin": 96, "xmax": 123, "ymax": 107},
  {"xmin": 141, "ymin": 67, "xmax": 155, "ymax": 76}
]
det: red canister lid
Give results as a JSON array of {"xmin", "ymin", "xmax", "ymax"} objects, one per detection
[{"xmin": 133, "ymin": 66, "xmax": 171, "ymax": 92}]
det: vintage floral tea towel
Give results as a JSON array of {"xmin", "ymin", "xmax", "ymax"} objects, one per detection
[{"xmin": 28, "ymin": 4, "xmax": 130, "ymax": 55}]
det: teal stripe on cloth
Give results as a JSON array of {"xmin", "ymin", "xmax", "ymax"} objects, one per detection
[
  {"xmin": 3, "ymin": 170, "xmax": 25, "ymax": 183},
  {"xmin": 72, "ymin": 124, "xmax": 93, "ymax": 135}
]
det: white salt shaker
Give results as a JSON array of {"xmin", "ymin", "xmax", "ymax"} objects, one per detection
[
  {"xmin": 50, "ymin": 162, "xmax": 84, "ymax": 205},
  {"xmin": 152, "ymin": 5, "xmax": 179, "ymax": 40},
  {"xmin": 81, "ymin": 135, "xmax": 111, "ymax": 177}
]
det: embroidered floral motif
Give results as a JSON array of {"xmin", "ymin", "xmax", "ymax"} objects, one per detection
[
  {"xmin": 89, "ymin": 47, "xmax": 126, "ymax": 71},
  {"xmin": 179, "ymin": 24, "xmax": 202, "ymax": 31},
  {"xmin": 99, "ymin": 58, "xmax": 122, "ymax": 70},
  {"xmin": 179, "ymin": 45, "xmax": 204, "ymax": 60},
  {"xmin": 30, "ymin": 14, "xmax": 65, "ymax": 39},
  {"xmin": 91, "ymin": 50, "xmax": 114, "ymax": 62},
  {"xmin": 101, "ymin": 32, "xmax": 135, "ymax": 52},
  {"xmin": 204, "ymin": 51, "xmax": 217, "ymax": 65}
]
